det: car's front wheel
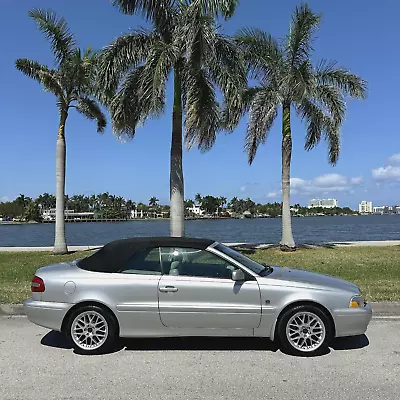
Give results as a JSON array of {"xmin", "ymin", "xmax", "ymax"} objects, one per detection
[
  {"xmin": 66, "ymin": 305, "xmax": 118, "ymax": 355},
  {"xmin": 277, "ymin": 305, "xmax": 333, "ymax": 356}
]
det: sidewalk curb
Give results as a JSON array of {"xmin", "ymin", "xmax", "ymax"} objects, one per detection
[
  {"xmin": 2, "ymin": 302, "xmax": 400, "ymax": 317},
  {"xmin": 0, "ymin": 304, "xmax": 25, "ymax": 316}
]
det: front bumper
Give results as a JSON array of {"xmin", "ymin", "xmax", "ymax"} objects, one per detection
[
  {"xmin": 333, "ymin": 303, "xmax": 372, "ymax": 337},
  {"xmin": 24, "ymin": 299, "xmax": 72, "ymax": 332}
]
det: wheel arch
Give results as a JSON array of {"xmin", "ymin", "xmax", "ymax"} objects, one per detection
[
  {"xmin": 270, "ymin": 300, "xmax": 336, "ymax": 341},
  {"xmin": 61, "ymin": 301, "xmax": 120, "ymax": 335}
]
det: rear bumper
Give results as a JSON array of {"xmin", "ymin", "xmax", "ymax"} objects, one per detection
[
  {"xmin": 24, "ymin": 299, "xmax": 72, "ymax": 332},
  {"xmin": 333, "ymin": 303, "xmax": 372, "ymax": 337}
]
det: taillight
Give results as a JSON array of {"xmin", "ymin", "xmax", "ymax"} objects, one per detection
[{"xmin": 31, "ymin": 276, "xmax": 45, "ymax": 292}]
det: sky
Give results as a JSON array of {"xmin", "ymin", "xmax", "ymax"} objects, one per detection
[{"xmin": 1, "ymin": 0, "xmax": 399, "ymax": 209}]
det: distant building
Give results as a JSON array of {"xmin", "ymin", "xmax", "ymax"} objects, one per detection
[
  {"xmin": 308, "ymin": 199, "xmax": 338, "ymax": 209},
  {"xmin": 359, "ymin": 201, "xmax": 373, "ymax": 214},
  {"xmin": 187, "ymin": 205, "xmax": 205, "ymax": 216},
  {"xmin": 373, "ymin": 206, "xmax": 389, "ymax": 214},
  {"xmin": 393, "ymin": 205, "xmax": 400, "ymax": 214},
  {"xmin": 373, "ymin": 205, "xmax": 400, "ymax": 215},
  {"xmin": 42, "ymin": 209, "xmax": 94, "ymax": 221},
  {"xmin": 131, "ymin": 209, "xmax": 144, "ymax": 219}
]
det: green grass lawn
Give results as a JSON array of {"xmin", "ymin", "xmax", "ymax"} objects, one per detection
[
  {"xmin": 249, "ymin": 246, "xmax": 400, "ymax": 302},
  {"xmin": 0, "ymin": 246, "xmax": 399, "ymax": 304},
  {"xmin": 0, "ymin": 251, "xmax": 92, "ymax": 304}
]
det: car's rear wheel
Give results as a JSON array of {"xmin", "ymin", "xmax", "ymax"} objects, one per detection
[
  {"xmin": 277, "ymin": 305, "xmax": 333, "ymax": 356},
  {"xmin": 66, "ymin": 305, "xmax": 118, "ymax": 355}
]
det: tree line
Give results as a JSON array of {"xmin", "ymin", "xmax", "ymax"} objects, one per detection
[
  {"xmin": 0, "ymin": 193, "xmax": 358, "ymax": 222},
  {"xmin": 14, "ymin": 1, "xmax": 366, "ymax": 253}
]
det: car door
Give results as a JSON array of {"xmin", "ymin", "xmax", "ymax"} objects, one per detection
[
  {"xmin": 157, "ymin": 247, "xmax": 262, "ymax": 329},
  {"xmin": 110, "ymin": 247, "xmax": 164, "ymax": 335}
]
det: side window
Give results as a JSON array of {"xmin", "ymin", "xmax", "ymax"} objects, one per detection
[
  {"xmin": 160, "ymin": 247, "xmax": 236, "ymax": 279},
  {"xmin": 120, "ymin": 247, "xmax": 161, "ymax": 275}
]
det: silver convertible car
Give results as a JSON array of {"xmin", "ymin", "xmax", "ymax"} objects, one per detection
[{"xmin": 24, "ymin": 237, "xmax": 372, "ymax": 356}]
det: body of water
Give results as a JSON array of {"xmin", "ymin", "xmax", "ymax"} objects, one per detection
[{"xmin": 0, "ymin": 215, "xmax": 399, "ymax": 247}]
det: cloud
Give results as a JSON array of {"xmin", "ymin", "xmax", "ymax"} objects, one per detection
[
  {"xmin": 240, "ymin": 186, "xmax": 246, "ymax": 193},
  {"xmin": 267, "ymin": 192, "xmax": 278, "ymax": 198},
  {"xmin": 0, "ymin": 196, "xmax": 9, "ymax": 203},
  {"xmin": 372, "ymin": 153, "xmax": 400, "ymax": 182},
  {"xmin": 372, "ymin": 166, "xmax": 400, "ymax": 182},
  {"xmin": 388, "ymin": 153, "xmax": 400, "ymax": 166},
  {"xmin": 289, "ymin": 173, "xmax": 363, "ymax": 195}
]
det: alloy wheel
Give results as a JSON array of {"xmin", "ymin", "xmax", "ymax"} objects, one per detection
[
  {"xmin": 71, "ymin": 310, "xmax": 109, "ymax": 351},
  {"xmin": 285, "ymin": 311, "xmax": 326, "ymax": 352}
]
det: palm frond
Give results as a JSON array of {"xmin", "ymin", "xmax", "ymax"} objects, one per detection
[
  {"xmin": 207, "ymin": 35, "xmax": 247, "ymax": 131},
  {"xmin": 297, "ymin": 97, "xmax": 341, "ymax": 164},
  {"xmin": 315, "ymin": 60, "xmax": 367, "ymax": 99},
  {"xmin": 29, "ymin": 8, "xmax": 76, "ymax": 64},
  {"xmin": 236, "ymin": 27, "xmax": 284, "ymax": 82},
  {"xmin": 286, "ymin": 3, "xmax": 321, "ymax": 70},
  {"xmin": 109, "ymin": 66, "xmax": 149, "ymax": 138},
  {"xmin": 288, "ymin": 59, "xmax": 314, "ymax": 102},
  {"xmin": 297, "ymin": 98, "xmax": 326, "ymax": 150},
  {"xmin": 75, "ymin": 97, "xmax": 107, "ymax": 132},
  {"xmin": 112, "ymin": 0, "xmax": 175, "ymax": 40},
  {"xmin": 314, "ymin": 84, "xmax": 346, "ymax": 126},
  {"xmin": 97, "ymin": 29, "xmax": 159, "ymax": 94},
  {"xmin": 189, "ymin": 0, "xmax": 240, "ymax": 19},
  {"xmin": 325, "ymin": 122, "xmax": 340, "ymax": 165},
  {"xmin": 180, "ymin": 7, "xmax": 216, "ymax": 70},
  {"xmin": 15, "ymin": 58, "xmax": 65, "ymax": 99},
  {"xmin": 140, "ymin": 42, "xmax": 176, "ymax": 117},
  {"xmin": 245, "ymin": 88, "xmax": 279, "ymax": 164},
  {"xmin": 221, "ymin": 87, "xmax": 262, "ymax": 131},
  {"xmin": 184, "ymin": 67, "xmax": 220, "ymax": 152}
]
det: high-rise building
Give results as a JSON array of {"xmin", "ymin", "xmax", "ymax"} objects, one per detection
[
  {"xmin": 308, "ymin": 199, "xmax": 338, "ymax": 209},
  {"xmin": 359, "ymin": 201, "xmax": 373, "ymax": 214}
]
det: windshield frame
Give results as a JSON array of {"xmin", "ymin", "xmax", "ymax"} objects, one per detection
[{"xmin": 210, "ymin": 243, "xmax": 268, "ymax": 276}]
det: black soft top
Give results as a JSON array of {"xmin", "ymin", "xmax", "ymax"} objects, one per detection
[{"xmin": 77, "ymin": 236, "xmax": 215, "ymax": 273}]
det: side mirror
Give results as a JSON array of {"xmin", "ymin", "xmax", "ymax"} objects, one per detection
[{"xmin": 232, "ymin": 269, "xmax": 245, "ymax": 282}]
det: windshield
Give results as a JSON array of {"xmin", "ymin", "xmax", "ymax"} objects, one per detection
[{"xmin": 214, "ymin": 243, "xmax": 269, "ymax": 276}]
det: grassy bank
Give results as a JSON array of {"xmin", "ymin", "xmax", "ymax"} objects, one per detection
[
  {"xmin": 0, "ymin": 251, "xmax": 92, "ymax": 304},
  {"xmin": 249, "ymin": 246, "xmax": 400, "ymax": 301},
  {"xmin": 0, "ymin": 246, "xmax": 399, "ymax": 304}
]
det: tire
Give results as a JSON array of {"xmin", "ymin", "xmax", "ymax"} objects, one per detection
[
  {"xmin": 66, "ymin": 305, "xmax": 118, "ymax": 355},
  {"xmin": 277, "ymin": 304, "xmax": 333, "ymax": 356}
]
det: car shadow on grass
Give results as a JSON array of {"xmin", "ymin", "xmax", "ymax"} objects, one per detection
[{"xmin": 41, "ymin": 331, "xmax": 369, "ymax": 356}]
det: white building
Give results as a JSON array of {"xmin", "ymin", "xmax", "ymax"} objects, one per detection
[
  {"xmin": 308, "ymin": 199, "xmax": 338, "ymax": 209},
  {"xmin": 131, "ymin": 209, "xmax": 144, "ymax": 219},
  {"xmin": 373, "ymin": 206, "xmax": 390, "ymax": 214},
  {"xmin": 359, "ymin": 201, "xmax": 373, "ymax": 214},
  {"xmin": 187, "ymin": 204, "xmax": 205, "ymax": 216},
  {"xmin": 42, "ymin": 209, "xmax": 94, "ymax": 221}
]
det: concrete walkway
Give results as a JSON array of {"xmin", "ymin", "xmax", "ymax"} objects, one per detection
[{"xmin": 1, "ymin": 240, "xmax": 399, "ymax": 252}]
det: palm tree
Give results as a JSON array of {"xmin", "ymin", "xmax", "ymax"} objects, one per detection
[
  {"xmin": 15, "ymin": 9, "xmax": 106, "ymax": 254},
  {"xmin": 149, "ymin": 197, "xmax": 160, "ymax": 207},
  {"xmin": 229, "ymin": 4, "xmax": 366, "ymax": 250},
  {"xmin": 98, "ymin": 0, "xmax": 244, "ymax": 237},
  {"xmin": 194, "ymin": 193, "xmax": 203, "ymax": 205}
]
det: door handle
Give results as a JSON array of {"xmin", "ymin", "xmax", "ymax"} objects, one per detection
[{"xmin": 159, "ymin": 286, "xmax": 178, "ymax": 293}]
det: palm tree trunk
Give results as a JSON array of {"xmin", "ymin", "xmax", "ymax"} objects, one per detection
[
  {"xmin": 54, "ymin": 110, "xmax": 68, "ymax": 254},
  {"xmin": 280, "ymin": 102, "xmax": 296, "ymax": 250},
  {"xmin": 170, "ymin": 66, "xmax": 185, "ymax": 237}
]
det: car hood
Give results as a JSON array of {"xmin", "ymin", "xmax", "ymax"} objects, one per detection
[{"xmin": 264, "ymin": 266, "xmax": 359, "ymax": 293}]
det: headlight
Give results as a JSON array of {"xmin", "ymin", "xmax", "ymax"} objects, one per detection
[{"xmin": 349, "ymin": 295, "xmax": 365, "ymax": 308}]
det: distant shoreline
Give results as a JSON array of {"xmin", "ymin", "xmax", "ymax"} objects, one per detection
[{"xmin": 1, "ymin": 213, "xmax": 399, "ymax": 226}]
